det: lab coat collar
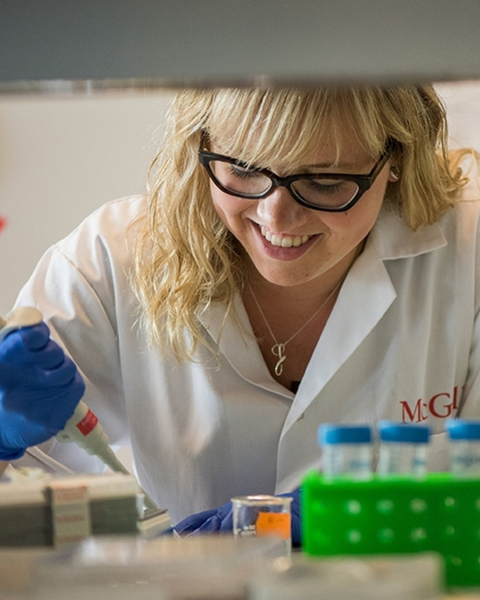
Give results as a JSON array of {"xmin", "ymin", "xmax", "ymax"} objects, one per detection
[
  {"xmin": 282, "ymin": 239, "xmax": 397, "ymax": 430},
  {"xmin": 369, "ymin": 202, "xmax": 447, "ymax": 260}
]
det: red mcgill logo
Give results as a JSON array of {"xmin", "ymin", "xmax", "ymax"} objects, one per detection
[{"xmin": 400, "ymin": 386, "xmax": 464, "ymax": 423}]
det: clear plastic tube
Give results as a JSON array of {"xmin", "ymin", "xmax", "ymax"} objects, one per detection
[
  {"xmin": 318, "ymin": 424, "xmax": 373, "ymax": 480},
  {"xmin": 377, "ymin": 421, "xmax": 430, "ymax": 478},
  {"xmin": 446, "ymin": 419, "xmax": 480, "ymax": 478}
]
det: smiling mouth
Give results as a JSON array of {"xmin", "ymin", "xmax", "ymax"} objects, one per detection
[{"xmin": 260, "ymin": 226, "xmax": 312, "ymax": 248}]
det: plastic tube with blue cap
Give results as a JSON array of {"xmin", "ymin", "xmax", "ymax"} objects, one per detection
[
  {"xmin": 446, "ymin": 419, "xmax": 480, "ymax": 478},
  {"xmin": 318, "ymin": 424, "xmax": 373, "ymax": 481},
  {"xmin": 377, "ymin": 421, "xmax": 430, "ymax": 478}
]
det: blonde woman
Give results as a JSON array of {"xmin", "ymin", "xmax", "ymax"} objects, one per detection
[{"xmin": 1, "ymin": 85, "xmax": 478, "ymax": 544}]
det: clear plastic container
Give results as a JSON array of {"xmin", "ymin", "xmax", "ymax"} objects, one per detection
[
  {"xmin": 445, "ymin": 419, "xmax": 480, "ymax": 477},
  {"xmin": 377, "ymin": 421, "xmax": 430, "ymax": 478},
  {"xmin": 318, "ymin": 424, "xmax": 373, "ymax": 480}
]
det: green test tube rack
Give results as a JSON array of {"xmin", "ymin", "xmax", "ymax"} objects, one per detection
[{"xmin": 301, "ymin": 471, "xmax": 480, "ymax": 588}]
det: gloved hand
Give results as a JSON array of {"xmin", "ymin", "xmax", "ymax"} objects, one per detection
[
  {"xmin": 174, "ymin": 502, "xmax": 234, "ymax": 535},
  {"xmin": 0, "ymin": 322, "xmax": 85, "ymax": 461},
  {"xmin": 174, "ymin": 489, "xmax": 302, "ymax": 546}
]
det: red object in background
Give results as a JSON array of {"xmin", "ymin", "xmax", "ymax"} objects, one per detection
[{"xmin": 0, "ymin": 216, "xmax": 6, "ymax": 233}]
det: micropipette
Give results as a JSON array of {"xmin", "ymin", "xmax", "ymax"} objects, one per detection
[
  {"xmin": 0, "ymin": 307, "xmax": 43, "ymax": 341},
  {"xmin": 0, "ymin": 307, "xmax": 157, "ymax": 510}
]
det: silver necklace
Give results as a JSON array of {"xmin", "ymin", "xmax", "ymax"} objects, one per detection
[{"xmin": 247, "ymin": 279, "xmax": 344, "ymax": 377}]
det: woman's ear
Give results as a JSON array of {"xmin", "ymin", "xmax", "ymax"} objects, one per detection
[{"xmin": 389, "ymin": 166, "xmax": 400, "ymax": 182}]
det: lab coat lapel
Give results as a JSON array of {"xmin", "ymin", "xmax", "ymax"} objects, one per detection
[
  {"xmin": 282, "ymin": 203, "xmax": 447, "ymax": 433},
  {"xmin": 282, "ymin": 242, "xmax": 397, "ymax": 431}
]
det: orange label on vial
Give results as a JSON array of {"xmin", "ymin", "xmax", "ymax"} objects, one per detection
[
  {"xmin": 76, "ymin": 409, "xmax": 98, "ymax": 435},
  {"xmin": 256, "ymin": 512, "xmax": 291, "ymax": 540}
]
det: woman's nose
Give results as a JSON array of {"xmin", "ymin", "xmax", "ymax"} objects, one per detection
[{"xmin": 257, "ymin": 186, "xmax": 310, "ymax": 231}]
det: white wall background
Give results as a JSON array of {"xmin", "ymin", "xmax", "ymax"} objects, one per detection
[
  {"xmin": 0, "ymin": 90, "xmax": 174, "ymax": 314},
  {"xmin": 0, "ymin": 82, "xmax": 479, "ymax": 315},
  {"xmin": 435, "ymin": 80, "xmax": 480, "ymax": 151}
]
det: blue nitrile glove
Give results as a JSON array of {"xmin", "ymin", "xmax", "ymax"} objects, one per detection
[
  {"xmin": 174, "ymin": 502, "xmax": 234, "ymax": 535},
  {"xmin": 174, "ymin": 489, "xmax": 302, "ymax": 546},
  {"xmin": 0, "ymin": 322, "xmax": 85, "ymax": 461}
]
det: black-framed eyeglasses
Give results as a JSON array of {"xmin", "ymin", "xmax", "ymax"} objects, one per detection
[{"xmin": 198, "ymin": 135, "xmax": 391, "ymax": 212}]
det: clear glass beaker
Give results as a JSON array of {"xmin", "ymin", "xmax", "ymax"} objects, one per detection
[{"xmin": 231, "ymin": 495, "xmax": 292, "ymax": 555}]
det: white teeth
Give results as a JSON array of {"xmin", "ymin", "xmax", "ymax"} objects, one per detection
[
  {"xmin": 260, "ymin": 226, "xmax": 310, "ymax": 247},
  {"xmin": 271, "ymin": 234, "xmax": 282, "ymax": 246}
]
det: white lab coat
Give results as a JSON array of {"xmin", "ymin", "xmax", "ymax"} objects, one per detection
[{"xmin": 12, "ymin": 183, "xmax": 480, "ymax": 524}]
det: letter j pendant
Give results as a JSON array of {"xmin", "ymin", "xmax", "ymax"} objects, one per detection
[{"xmin": 272, "ymin": 343, "xmax": 287, "ymax": 376}]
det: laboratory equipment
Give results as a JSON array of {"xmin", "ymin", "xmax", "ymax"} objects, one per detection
[
  {"xmin": 0, "ymin": 307, "xmax": 43, "ymax": 341},
  {"xmin": 445, "ymin": 418, "xmax": 480, "ymax": 477},
  {"xmin": 0, "ymin": 473, "xmax": 142, "ymax": 547},
  {"xmin": 318, "ymin": 424, "xmax": 373, "ymax": 480},
  {"xmin": 0, "ymin": 535, "xmax": 287, "ymax": 600},
  {"xmin": 232, "ymin": 494, "xmax": 292, "ymax": 555},
  {"xmin": 56, "ymin": 401, "xmax": 131, "ymax": 476},
  {"xmin": 249, "ymin": 553, "xmax": 442, "ymax": 600},
  {"xmin": 301, "ymin": 466, "xmax": 480, "ymax": 588},
  {"xmin": 377, "ymin": 421, "xmax": 430, "ymax": 478},
  {"xmin": 3, "ymin": 2, "xmax": 480, "ymax": 91}
]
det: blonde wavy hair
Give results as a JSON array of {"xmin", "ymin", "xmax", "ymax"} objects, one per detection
[{"xmin": 132, "ymin": 85, "xmax": 470, "ymax": 360}]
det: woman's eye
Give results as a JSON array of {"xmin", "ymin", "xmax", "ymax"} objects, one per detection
[
  {"xmin": 304, "ymin": 178, "xmax": 350, "ymax": 195},
  {"xmin": 230, "ymin": 165, "xmax": 262, "ymax": 179}
]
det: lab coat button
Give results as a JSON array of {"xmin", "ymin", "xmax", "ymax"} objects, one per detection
[{"xmin": 297, "ymin": 413, "xmax": 304, "ymax": 422}]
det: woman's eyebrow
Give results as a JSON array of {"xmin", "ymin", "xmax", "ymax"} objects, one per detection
[{"xmin": 303, "ymin": 160, "xmax": 367, "ymax": 170}]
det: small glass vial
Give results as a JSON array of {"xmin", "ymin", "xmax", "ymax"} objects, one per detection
[
  {"xmin": 446, "ymin": 419, "xmax": 480, "ymax": 478},
  {"xmin": 318, "ymin": 424, "xmax": 373, "ymax": 480},
  {"xmin": 377, "ymin": 421, "xmax": 430, "ymax": 478}
]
